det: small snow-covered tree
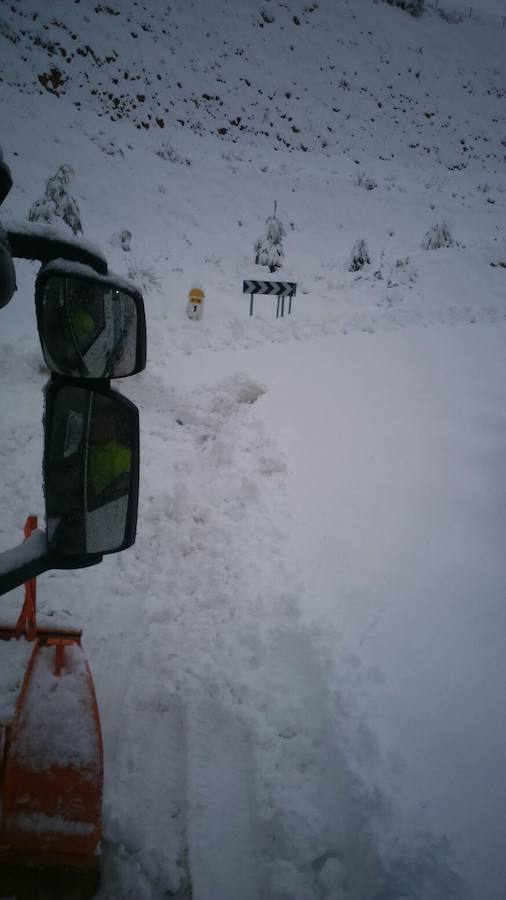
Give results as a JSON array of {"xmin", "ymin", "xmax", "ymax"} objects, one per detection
[
  {"xmin": 28, "ymin": 164, "xmax": 82, "ymax": 234},
  {"xmin": 422, "ymin": 221, "xmax": 453, "ymax": 250},
  {"xmin": 254, "ymin": 201, "xmax": 286, "ymax": 273},
  {"xmin": 349, "ymin": 238, "xmax": 370, "ymax": 271},
  {"xmin": 381, "ymin": 0, "xmax": 424, "ymax": 15},
  {"xmin": 126, "ymin": 258, "xmax": 161, "ymax": 294},
  {"xmin": 355, "ymin": 171, "xmax": 377, "ymax": 191},
  {"xmin": 111, "ymin": 229, "xmax": 132, "ymax": 252}
]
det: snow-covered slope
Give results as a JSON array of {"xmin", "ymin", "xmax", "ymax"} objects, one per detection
[{"xmin": 1, "ymin": 0, "xmax": 505, "ymax": 898}]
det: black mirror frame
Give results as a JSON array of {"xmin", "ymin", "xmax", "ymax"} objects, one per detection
[
  {"xmin": 35, "ymin": 261, "xmax": 147, "ymax": 379},
  {"xmin": 0, "ymin": 159, "xmax": 13, "ymax": 206},
  {"xmin": 43, "ymin": 379, "xmax": 140, "ymax": 557},
  {"xmin": 7, "ymin": 223, "xmax": 107, "ymax": 274}
]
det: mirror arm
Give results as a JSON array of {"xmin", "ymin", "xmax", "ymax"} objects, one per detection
[
  {"xmin": 0, "ymin": 530, "xmax": 103, "ymax": 597},
  {"xmin": 7, "ymin": 228, "xmax": 108, "ymax": 274},
  {"xmin": 0, "ymin": 554, "xmax": 52, "ymax": 597},
  {"xmin": 0, "ymin": 529, "xmax": 50, "ymax": 596}
]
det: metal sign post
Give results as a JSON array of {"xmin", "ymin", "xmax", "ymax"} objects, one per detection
[{"xmin": 243, "ymin": 280, "xmax": 297, "ymax": 318}]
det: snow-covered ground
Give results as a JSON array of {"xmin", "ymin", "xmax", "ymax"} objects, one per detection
[{"xmin": 1, "ymin": 0, "xmax": 505, "ymax": 897}]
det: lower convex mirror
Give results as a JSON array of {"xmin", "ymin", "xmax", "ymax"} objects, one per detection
[
  {"xmin": 44, "ymin": 383, "xmax": 139, "ymax": 556},
  {"xmin": 36, "ymin": 261, "xmax": 146, "ymax": 379}
]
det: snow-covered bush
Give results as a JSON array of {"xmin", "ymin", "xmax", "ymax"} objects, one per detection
[
  {"xmin": 438, "ymin": 7, "xmax": 464, "ymax": 23},
  {"xmin": 355, "ymin": 171, "xmax": 377, "ymax": 191},
  {"xmin": 260, "ymin": 8, "xmax": 275, "ymax": 24},
  {"xmin": 126, "ymin": 258, "xmax": 162, "ymax": 293},
  {"xmin": 422, "ymin": 221, "xmax": 454, "ymax": 250},
  {"xmin": 28, "ymin": 164, "xmax": 82, "ymax": 234},
  {"xmin": 155, "ymin": 142, "xmax": 191, "ymax": 166},
  {"xmin": 111, "ymin": 229, "xmax": 132, "ymax": 252},
  {"xmin": 380, "ymin": 0, "xmax": 424, "ymax": 16},
  {"xmin": 254, "ymin": 203, "xmax": 286, "ymax": 273},
  {"xmin": 349, "ymin": 238, "xmax": 371, "ymax": 272},
  {"xmin": 392, "ymin": 255, "xmax": 417, "ymax": 282}
]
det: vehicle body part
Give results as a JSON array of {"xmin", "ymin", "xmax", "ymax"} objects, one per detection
[
  {"xmin": 0, "ymin": 519, "xmax": 103, "ymax": 900},
  {"xmin": 44, "ymin": 383, "xmax": 140, "ymax": 557},
  {"xmin": 36, "ymin": 260, "xmax": 146, "ymax": 379}
]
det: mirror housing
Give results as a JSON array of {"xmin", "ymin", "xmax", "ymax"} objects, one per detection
[
  {"xmin": 7, "ymin": 220, "xmax": 107, "ymax": 273},
  {"xmin": 36, "ymin": 261, "xmax": 147, "ymax": 379},
  {"xmin": 44, "ymin": 382, "xmax": 140, "ymax": 557}
]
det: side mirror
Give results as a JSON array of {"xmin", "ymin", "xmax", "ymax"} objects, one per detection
[
  {"xmin": 44, "ymin": 383, "xmax": 139, "ymax": 557},
  {"xmin": 36, "ymin": 261, "xmax": 147, "ymax": 379}
]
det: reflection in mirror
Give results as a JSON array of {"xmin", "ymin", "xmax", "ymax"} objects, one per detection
[
  {"xmin": 45, "ymin": 385, "xmax": 88, "ymax": 555},
  {"xmin": 85, "ymin": 392, "xmax": 134, "ymax": 553},
  {"xmin": 38, "ymin": 272, "xmax": 142, "ymax": 379},
  {"xmin": 45, "ymin": 384, "xmax": 139, "ymax": 556}
]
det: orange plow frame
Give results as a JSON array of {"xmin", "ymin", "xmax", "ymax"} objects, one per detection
[{"xmin": 0, "ymin": 518, "xmax": 103, "ymax": 897}]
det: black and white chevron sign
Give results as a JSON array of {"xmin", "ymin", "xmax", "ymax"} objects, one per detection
[{"xmin": 243, "ymin": 280, "xmax": 297, "ymax": 297}]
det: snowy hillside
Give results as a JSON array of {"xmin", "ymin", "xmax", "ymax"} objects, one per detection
[{"xmin": 1, "ymin": 0, "xmax": 505, "ymax": 898}]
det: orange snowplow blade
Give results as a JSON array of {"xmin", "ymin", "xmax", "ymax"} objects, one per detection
[
  {"xmin": 1, "ymin": 640, "xmax": 103, "ymax": 864},
  {"xmin": 0, "ymin": 519, "xmax": 103, "ymax": 898}
]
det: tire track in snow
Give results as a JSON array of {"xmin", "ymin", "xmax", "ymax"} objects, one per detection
[
  {"xmin": 251, "ymin": 625, "xmax": 392, "ymax": 900},
  {"xmin": 85, "ymin": 370, "xmax": 189, "ymax": 758},
  {"xmin": 98, "ymin": 693, "xmax": 189, "ymax": 899},
  {"xmin": 86, "ymin": 372, "xmax": 196, "ymax": 898},
  {"xmin": 91, "ymin": 371, "xmax": 275, "ymax": 897},
  {"xmin": 187, "ymin": 699, "xmax": 261, "ymax": 900}
]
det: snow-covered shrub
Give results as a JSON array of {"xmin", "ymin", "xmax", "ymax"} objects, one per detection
[
  {"xmin": 392, "ymin": 256, "xmax": 417, "ymax": 282},
  {"xmin": 349, "ymin": 238, "xmax": 371, "ymax": 271},
  {"xmin": 384, "ymin": 256, "xmax": 418, "ymax": 289},
  {"xmin": 260, "ymin": 8, "xmax": 275, "ymax": 23},
  {"xmin": 0, "ymin": 17, "xmax": 19, "ymax": 46},
  {"xmin": 438, "ymin": 7, "xmax": 464, "ymax": 23},
  {"xmin": 155, "ymin": 142, "xmax": 191, "ymax": 166},
  {"xmin": 255, "ymin": 203, "xmax": 286, "ymax": 273},
  {"xmin": 126, "ymin": 258, "xmax": 162, "ymax": 293},
  {"xmin": 355, "ymin": 171, "xmax": 377, "ymax": 191},
  {"xmin": 380, "ymin": 0, "xmax": 424, "ymax": 16},
  {"xmin": 28, "ymin": 164, "xmax": 82, "ymax": 234},
  {"xmin": 111, "ymin": 229, "xmax": 132, "ymax": 252},
  {"xmin": 422, "ymin": 221, "xmax": 454, "ymax": 250}
]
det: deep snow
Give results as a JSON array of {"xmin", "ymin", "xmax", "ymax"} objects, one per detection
[{"xmin": 1, "ymin": 0, "xmax": 505, "ymax": 898}]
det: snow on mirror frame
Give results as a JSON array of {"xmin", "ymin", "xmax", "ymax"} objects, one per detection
[
  {"xmin": 44, "ymin": 383, "xmax": 139, "ymax": 557},
  {"xmin": 36, "ymin": 262, "xmax": 147, "ymax": 380}
]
